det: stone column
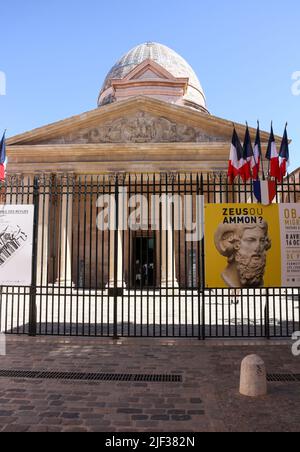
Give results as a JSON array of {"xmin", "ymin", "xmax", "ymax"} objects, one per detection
[
  {"xmin": 56, "ymin": 176, "xmax": 73, "ymax": 287},
  {"xmin": 107, "ymin": 183, "xmax": 127, "ymax": 289},
  {"xmin": 160, "ymin": 196, "xmax": 178, "ymax": 288},
  {"xmin": 107, "ymin": 229, "xmax": 125, "ymax": 288},
  {"xmin": 36, "ymin": 176, "xmax": 50, "ymax": 287}
]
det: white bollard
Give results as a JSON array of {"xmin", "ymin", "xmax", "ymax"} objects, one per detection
[{"xmin": 239, "ymin": 355, "xmax": 267, "ymax": 398}]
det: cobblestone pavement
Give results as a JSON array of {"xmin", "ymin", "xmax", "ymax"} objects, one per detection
[{"xmin": 0, "ymin": 336, "xmax": 299, "ymax": 432}]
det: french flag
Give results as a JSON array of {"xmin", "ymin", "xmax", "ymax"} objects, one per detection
[
  {"xmin": 252, "ymin": 124, "xmax": 261, "ymax": 180},
  {"xmin": 0, "ymin": 131, "xmax": 7, "ymax": 181},
  {"xmin": 279, "ymin": 123, "xmax": 289, "ymax": 182},
  {"xmin": 241, "ymin": 125, "xmax": 253, "ymax": 182},
  {"xmin": 253, "ymin": 180, "xmax": 277, "ymax": 206},
  {"xmin": 228, "ymin": 127, "xmax": 244, "ymax": 183},
  {"xmin": 266, "ymin": 124, "xmax": 280, "ymax": 180}
]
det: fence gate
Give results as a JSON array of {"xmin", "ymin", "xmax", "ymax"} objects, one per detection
[{"xmin": 0, "ymin": 173, "xmax": 299, "ymax": 339}]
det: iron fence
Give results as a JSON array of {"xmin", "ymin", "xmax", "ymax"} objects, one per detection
[{"xmin": 0, "ymin": 173, "xmax": 299, "ymax": 339}]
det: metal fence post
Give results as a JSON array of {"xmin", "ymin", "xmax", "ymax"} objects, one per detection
[
  {"xmin": 265, "ymin": 288, "xmax": 270, "ymax": 339},
  {"xmin": 113, "ymin": 175, "xmax": 119, "ymax": 340},
  {"xmin": 29, "ymin": 176, "xmax": 40, "ymax": 337},
  {"xmin": 199, "ymin": 174, "xmax": 206, "ymax": 340}
]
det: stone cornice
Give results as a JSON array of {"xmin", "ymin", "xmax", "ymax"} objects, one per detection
[
  {"xmin": 7, "ymin": 142, "xmax": 231, "ymax": 162},
  {"xmin": 6, "ymin": 141, "xmax": 272, "ymax": 176},
  {"xmin": 6, "ymin": 161, "xmax": 229, "ymax": 175},
  {"xmin": 7, "ymin": 142, "xmax": 269, "ymax": 161}
]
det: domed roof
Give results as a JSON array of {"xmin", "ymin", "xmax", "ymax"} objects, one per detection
[{"xmin": 98, "ymin": 42, "xmax": 208, "ymax": 112}]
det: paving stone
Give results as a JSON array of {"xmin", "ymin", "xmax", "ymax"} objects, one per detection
[
  {"xmin": 117, "ymin": 409, "xmax": 143, "ymax": 414},
  {"xmin": 0, "ymin": 417, "xmax": 18, "ymax": 424},
  {"xmin": 50, "ymin": 401, "xmax": 65, "ymax": 407},
  {"xmin": 81, "ymin": 413, "xmax": 105, "ymax": 419},
  {"xmin": 151, "ymin": 415, "xmax": 170, "ymax": 421},
  {"xmin": 40, "ymin": 412, "xmax": 61, "ymax": 418},
  {"xmin": 0, "ymin": 411, "xmax": 13, "ymax": 417},
  {"xmin": 168, "ymin": 410, "xmax": 186, "ymax": 415},
  {"xmin": 188, "ymin": 410, "xmax": 205, "ymax": 415},
  {"xmin": 2, "ymin": 424, "xmax": 29, "ymax": 433},
  {"xmin": 131, "ymin": 415, "xmax": 149, "ymax": 421},
  {"xmin": 28, "ymin": 426, "xmax": 51, "ymax": 432},
  {"xmin": 190, "ymin": 398, "xmax": 203, "ymax": 404},
  {"xmin": 86, "ymin": 402, "xmax": 106, "ymax": 408},
  {"xmin": 48, "ymin": 395, "xmax": 62, "ymax": 401},
  {"xmin": 171, "ymin": 415, "xmax": 192, "ymax": 421},
  {"xmin": 83, "ymin": 420, "xmax": 111, "ymax": 427},
  {"xmin": 18, "ymin": 417, "xmax": 43, "ymax": 425},
  {"xmin": 61, "ymin": 413, "xmax": 80, "ymax": 419},
  {"xmin": 41, "ymin": 419, "xmax": 63, "ymax": 426}
]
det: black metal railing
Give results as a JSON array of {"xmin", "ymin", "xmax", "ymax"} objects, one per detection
[{"xmin": 0, "ymin": 173, "xmax": 299, "ymax": 339}]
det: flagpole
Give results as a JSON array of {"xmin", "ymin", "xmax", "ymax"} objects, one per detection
[
  {"xmin": 0, "ymin": 129, "xmax": 7, "ymax": 185},
  {"xmin": 279, "ymin": 122, "xmax": 289, "ymax": 180},
  {"xmin": 285, "ymin": 122, "xmax": 289, "ymax": 177},
  {"xmin": 257, "ymin": 121, "xmax": 266, "ymax": 181},
  {"xmin": 247, "ymin": 121, "xmax": 258, "ymax": 168},
  {"xmin": 267, "ymin": 121, "xmax": 273, "ymax": 178}
]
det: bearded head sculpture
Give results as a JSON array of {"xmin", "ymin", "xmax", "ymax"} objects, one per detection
[{"xmin": 214, "ymin": 222, "xmax": 271, "ymax": 288}]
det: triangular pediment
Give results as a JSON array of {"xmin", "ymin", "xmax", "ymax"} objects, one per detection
[
  {"xmin": 7, "ymin": 96, "xmax": 281, "ymax": 147},
  {"xmin": 117, "ymin": 59, "xmax": 182, "ymax": 83},
  {"xmin": 135, "ymin": 68, "xmax": 166, "ymax": 81}
]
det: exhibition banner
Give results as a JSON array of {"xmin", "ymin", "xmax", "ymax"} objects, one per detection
[
  {"xmin": 0, "ymin": 205, "xmax": 34, "ymax": 286},
  {"xmin": 205, "ymin": 203, "xmax": 300, "ymax": 289}
]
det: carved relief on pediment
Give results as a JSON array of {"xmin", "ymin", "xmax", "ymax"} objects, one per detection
[{"xmin": 41, "ymin": 111, "xmax": 224, "ymax": 144}]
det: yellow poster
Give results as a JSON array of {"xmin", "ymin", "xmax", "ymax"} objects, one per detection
[{"xmin": 204, "ymin": 204, "xmax": 281, "ymax": 288}]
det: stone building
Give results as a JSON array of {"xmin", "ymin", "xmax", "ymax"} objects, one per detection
[{"xmin": 6, "ymin": 42, "xmax": 284, "ymax": 291}]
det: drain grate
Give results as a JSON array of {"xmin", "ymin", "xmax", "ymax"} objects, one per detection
[
  {"xmin": 0, "ymin": 370, "xmax": 182, "ymax": 383},
  {"xmin": 267, "ymin": 374, "xmax": 300, "ymax": 382}
]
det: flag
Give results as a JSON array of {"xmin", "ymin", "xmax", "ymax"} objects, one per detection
[
  {"xmin": 241, "ymin": 125, "xmax": 254, "ymax": 182},
  {"xmin": 0, "ymin": 131, "xmax": 7, "ymax": 181},
  {"xmin": 253, "ymin": 180, "xmax": 277, "ymax": 205},
  {"xmin": 266, "ymin": 124, "xmax": 280, "ymax": 180},
  {"xmin": 228, "ymin": 128, "xmax": 244, "ymax": 183},
  {"xmin": 252, "ymin": 124, "xmax": 261, "ymax": 180},
  {"xmin": 279, "ymin": 124, "xmax": 289, "ymax": 181}
]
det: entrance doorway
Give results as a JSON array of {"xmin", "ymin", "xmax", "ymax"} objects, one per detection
[{"xmin": 133, "ymin": 235, "xmax": 156, "ymax": 289}]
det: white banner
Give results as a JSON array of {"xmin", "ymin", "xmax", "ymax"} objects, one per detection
[
  {"xmin": 280, "ymin": 204, "xmax": 300, "ymax": 287},
  {"xmin": 0, "ymin": 205, "xmax": 34, "ymax": 286}
]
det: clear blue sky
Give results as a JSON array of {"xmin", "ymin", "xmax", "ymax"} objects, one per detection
[{"xmin": 0, "ymin": 0, "xmax": 299, "ymax": 169}]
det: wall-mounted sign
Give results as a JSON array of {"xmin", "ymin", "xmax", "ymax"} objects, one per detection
[
  {"xmin": 205, "ymin": 203, "xmax": 300, "ymax": 289},
  {"xmin": 0, "ymin": 205, "xmax": 34, "ymax": 286}
]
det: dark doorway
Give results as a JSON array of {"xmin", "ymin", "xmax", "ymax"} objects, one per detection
[{"xmin": 133, "ymin": 236, "xmax": 155, "ymax": 289}]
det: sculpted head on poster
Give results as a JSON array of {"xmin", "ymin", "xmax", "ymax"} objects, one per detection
[{"xmin": 214, "ymin": 222, "xmax": 272, "ymax": 288}]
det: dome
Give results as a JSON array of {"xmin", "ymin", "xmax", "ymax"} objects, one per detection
[{"xmin": 98, "ymin": 42, "xmax": 208, "ymax": 112}]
